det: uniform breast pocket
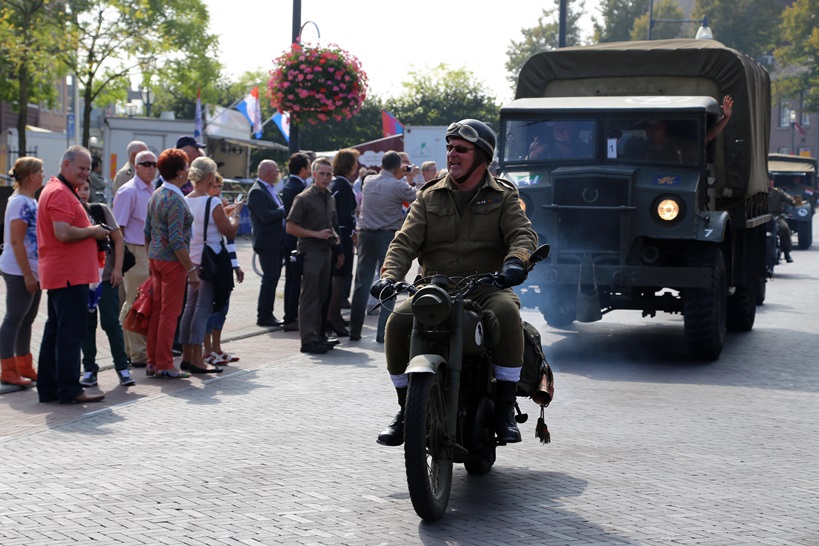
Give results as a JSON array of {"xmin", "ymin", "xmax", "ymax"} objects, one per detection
[
  {"xmin": 469, "ymin": 200, "xmax": 503, "ymax": 241},
  {"xmin": 426, "ymin": 204, "xmax": 457, "ymax": 245}
]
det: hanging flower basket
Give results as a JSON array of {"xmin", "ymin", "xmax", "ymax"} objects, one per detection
[{"xmin": 267, "ymin": 41, "xmax": 369, "ymax": 125}]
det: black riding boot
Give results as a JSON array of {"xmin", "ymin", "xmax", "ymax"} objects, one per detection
[
  {"xmin": 377, "ymin": 387, "xmax": 407, "ymax": 446},
  {"xmin": 495, "ymin": 380, "xmax": 522, "ymax": 444}
]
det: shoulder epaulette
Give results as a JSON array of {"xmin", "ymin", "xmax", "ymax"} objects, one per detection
[
  {"xmin": 494, "ymin": 176, "xmax": 517, "ymax": 191},
  {"xmin": 420, "ymin": 175, "xmax": 445, "ymax": 191}
]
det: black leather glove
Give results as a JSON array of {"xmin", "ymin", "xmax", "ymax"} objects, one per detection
[
  {"xmin": 498, "ymin": 258, "xmax": 526, "ymax": 288},
  {"xmin": 370, "ymin": 277, "xmax": 396, "ymax": 299}
]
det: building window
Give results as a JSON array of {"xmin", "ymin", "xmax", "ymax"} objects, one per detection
[
  {"xmin": 802, "ymin": 112, "xmax": 811, "ymax": 126},
  {"xmin": 780, "ymin": 100, "xmax": 792, "ymax": 128}
]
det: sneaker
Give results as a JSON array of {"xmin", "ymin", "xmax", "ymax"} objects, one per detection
[
  {"xmin": 117, "ymin": 370, "xmax": 136, "ymax": 387},
  {"xmin": 218, "ymin": 352, "xmax": 239, "ymax": 363},
  {"xmin": 205, "ymin": 352, "xmax": 226, "ymax": 366},
  {"xmin": 79, "ymin": 372, "xmax": 98, "ymax": 387}
]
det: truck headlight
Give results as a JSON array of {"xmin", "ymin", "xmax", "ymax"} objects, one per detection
[{"xmin": 656, "ymin": 198, "xmax": 682, "ymax": 222}]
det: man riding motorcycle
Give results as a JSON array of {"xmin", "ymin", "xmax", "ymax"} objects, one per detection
[
  {"xmin": 768, "ymin": 172, "xmax": 796, "ymax": 263},
  {"xmin": 371, "ymin": 119, "xmax": 538, "ymax": 446}
]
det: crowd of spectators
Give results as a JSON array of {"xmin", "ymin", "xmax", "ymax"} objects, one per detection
[{"xmin": 1, "ymin": 139, "xmax": 434, "ymax": 401}]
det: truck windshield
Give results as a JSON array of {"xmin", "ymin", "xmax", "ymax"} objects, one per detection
[
  {"xmin": 605, "ymin": 117, "xmax": 700, "ymax": 166},
  {"xmin": 504, "ymin": 119, "xmax": 596, "ymax": 163}
]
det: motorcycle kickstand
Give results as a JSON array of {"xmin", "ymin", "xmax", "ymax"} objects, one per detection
[{"xmin": 514, "ymin": 401, "xmax": 528, "ymax": 424}]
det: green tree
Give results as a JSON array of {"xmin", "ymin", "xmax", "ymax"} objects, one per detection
[
  {"xmin": 0, "ymin": 0, "xmax": 71, "ymax": 155},
  {"xmin": 631, "ymin": 0, "xmax": 685, "ymax": 40},
  {"xmin": 774, "ymin": 0, "xmax": 819, "ymax": 111},
  {"xmin": 65, "ymin": 0, "xmax": 221, "ymax": 147},
  {"xmin": 692, "ymin": 0, "xmax": 783, "ymax": 59},
  {"xmin": 505, "ymin": 1, "xmax": 586, "ymax": 91},
  {"xmin": 299, "ymin": 97, "xmax": 384, "ymax": 153},
  {"xmin": 593, "ymin": 0, "xmax": 649, "ymax": 43},
  {"xmin": 385, "ymin": 64, "xmax": 499, "ymax": 128}
]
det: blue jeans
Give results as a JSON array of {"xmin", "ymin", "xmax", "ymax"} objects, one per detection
[
  {"xmin": 37, "ymin": 283, "xmax": 88, "ymax": 403},
  {"xmin": 179, "ymin": 279, "xmax": 215, "ymax": 346},
  {"xmin": 82, "ymin": 281, "xmax": 129, "ymax": 373},
  {"xmin": 349, "ymin": 230, "xmax": 395, "ymax": 338}
]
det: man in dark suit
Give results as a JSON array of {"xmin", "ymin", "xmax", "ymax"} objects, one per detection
[
  {"xmin": 280, "ymin": 152, "xmax": 311, "ymax": 331},
  {"xmin": 247, "ymin": 160, "xmax": 287, "ymax": 328}
]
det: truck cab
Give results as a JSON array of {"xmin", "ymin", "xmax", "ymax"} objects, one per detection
[{"xmin": 500, "ymin": 40, "xmax": 771, "ymax": 360}]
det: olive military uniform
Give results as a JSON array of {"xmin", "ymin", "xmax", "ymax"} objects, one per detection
[
  {"xmin": 380, "ymin": 171, "xmax": 537, "ymax": 375},
  {"xmin": 769, "ymin": 186, "xmax": 795, "ymax": 254},
  {"xmin": 287, "ymin": 184, "xmax": 340, "ymax": 345}
]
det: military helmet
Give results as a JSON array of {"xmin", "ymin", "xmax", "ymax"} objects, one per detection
[{"xmin": 446, "ymin": 119, "xmax": 496, "ymax": 160}]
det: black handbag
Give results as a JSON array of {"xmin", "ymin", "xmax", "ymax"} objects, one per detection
[
  {"xmin": 88, "ymin": 202, "xmax": 136, "ymax": 273},
  {"xmin": 199, "ymin": 197, "xmax": 228, "ymax": 281}
]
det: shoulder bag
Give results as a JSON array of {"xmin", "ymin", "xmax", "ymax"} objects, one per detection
[{"xmin": 122, "ymin": 276, "xmax": 153, "ymax": 336}]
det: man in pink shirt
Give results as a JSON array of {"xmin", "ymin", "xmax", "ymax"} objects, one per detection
[
  {"xmin": 113, "ymin": 150, "xmax": 156, "ymax": 367},
  {"xmin": 36, "ymin": 146, "xmax": 109, "ymax": 404}
]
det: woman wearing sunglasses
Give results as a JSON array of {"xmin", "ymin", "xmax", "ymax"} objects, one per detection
[{"xmin": 372, "ymin": 119, "xmax": 538, "ymax": 447}]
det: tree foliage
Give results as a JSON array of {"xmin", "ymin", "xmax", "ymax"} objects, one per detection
[
  {"xmin": 65, "ymin": 0, "xmax": 221, "ymax": 146},
  {"xmin": 692, "ymin": 0, "xmax": 783, "ymax": 59},
  {"xmin": 0, "ymin": 0, "xmax": 71, "ymax": 153},
  {"xmin": 385, "ymin": 64, "xmax": 500, "ymax": 127},
  {"xmin": 773, "ymin": 0, "xmax": 819, "ymax": 112},
  {"xmin": 593, "ymin": 0, "xmax": 649, "ymax": 43},
  {"xmin": 505, "ymin": 1, "xmax": 585, "ymax": 91},
  {"xmin": 630, "ymin": 0, "xmax": 686, "ymax": 41}
]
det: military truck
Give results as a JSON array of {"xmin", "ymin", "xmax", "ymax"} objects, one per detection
[
  {"xmin": 499, "ymin": 39, "xmax": 771, "ymax": 360},
  {"xmin": 768, "ymin": 153, "xmax": 817, "ymax": 249}
]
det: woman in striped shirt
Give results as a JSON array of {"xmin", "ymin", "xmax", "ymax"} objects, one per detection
[{"xmin": 143, "ymin": 149, "xmax": 197, "ymax": 378}]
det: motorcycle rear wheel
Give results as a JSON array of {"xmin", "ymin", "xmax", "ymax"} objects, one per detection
[{"xmin": 404, "ymin": 371, "xmax": 453, "ymax": 521}]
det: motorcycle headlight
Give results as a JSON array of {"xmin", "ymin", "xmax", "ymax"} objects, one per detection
[{"xmin": 412, "ymin": 285, "xmax": 452, "ymax": 326}]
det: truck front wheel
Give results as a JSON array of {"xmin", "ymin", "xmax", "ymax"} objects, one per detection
[{"xmin": 683, "ymin": 245, "xmax": 726, "ymax": 360}]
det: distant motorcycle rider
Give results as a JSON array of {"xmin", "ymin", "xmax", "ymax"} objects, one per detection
[
  {"xmin": 371, "ymin": 119, "xmax": 538, "ymax": 446},
  {"xmin": 768, "ymin": 173, "xmax": 796, "ymax": 263}
]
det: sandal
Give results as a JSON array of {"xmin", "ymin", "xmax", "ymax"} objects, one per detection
[{"xmin": 153, "ymin": 368, "xmax": 191, "ymax": 379}]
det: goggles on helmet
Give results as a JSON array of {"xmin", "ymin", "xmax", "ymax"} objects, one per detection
[{"xmin": 446, "ymin": 122, "xmax": 494, "ymax": 154}]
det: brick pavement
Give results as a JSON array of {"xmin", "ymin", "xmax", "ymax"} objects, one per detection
[{"xmin": 1, "ymin": 236, "xmax": 819, "ymax": 544}]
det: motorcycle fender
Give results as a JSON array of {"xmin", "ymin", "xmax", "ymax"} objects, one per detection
[{"xmin": 406, "ymin": 354, "xmax": 446, "ymax": 375}]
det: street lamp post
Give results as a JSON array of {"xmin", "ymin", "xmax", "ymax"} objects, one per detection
[
  {"xmin": 648, "ymin": 0, "xmax": 712, "ymax": 40},
  {"xmin": 139, "ymin": 56, "xmax": 156, "ymax": 117},
  {"xmin": 141, "ymin": 86, "xmax": 153, "ymax": 117},
  {"xmin": 790, "ymin": 110, "xmax": 797, "ymax": 155}
]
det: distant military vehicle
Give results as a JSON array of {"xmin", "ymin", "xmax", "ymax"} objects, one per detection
[{"xmin": 768, "ymin": 153, "xmax": 817, "ymax": 249}]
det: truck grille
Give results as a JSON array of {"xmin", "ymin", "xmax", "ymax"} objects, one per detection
[{"xmin": 553, "ymin": 175, "xmax": 630, "ymax": 252}]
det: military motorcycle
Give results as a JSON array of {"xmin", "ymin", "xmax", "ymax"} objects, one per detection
[{"xmin": 379, "ymin": 245, "xmax": 552, "ymax": 521}]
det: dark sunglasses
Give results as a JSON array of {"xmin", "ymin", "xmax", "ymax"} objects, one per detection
[
  {"xmin": 137, "ymin": 161, "xmax": 157, "ymax": 168},
  {"xmin": 446, "ymin": 144, "xmax": 475, "ymax": 154}
]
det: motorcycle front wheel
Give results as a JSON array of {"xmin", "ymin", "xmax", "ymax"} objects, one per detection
[{"xmin": 404, "ymin": 370, "xmax": 453, "ymax": 521}]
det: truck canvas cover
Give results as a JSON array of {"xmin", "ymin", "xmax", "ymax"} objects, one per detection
[{"xmin": 515, "ymin": 39, "xmax": 771, "ymax": 197}]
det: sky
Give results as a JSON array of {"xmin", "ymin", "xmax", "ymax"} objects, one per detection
[{"xmin": 202, "ymin": 0, "xmax": 599, "ymax": 106}]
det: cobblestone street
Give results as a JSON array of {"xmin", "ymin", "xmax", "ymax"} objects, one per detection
[{"xmin": 1, "ymin": 236, "xmax": 818, "ymax": 545}]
